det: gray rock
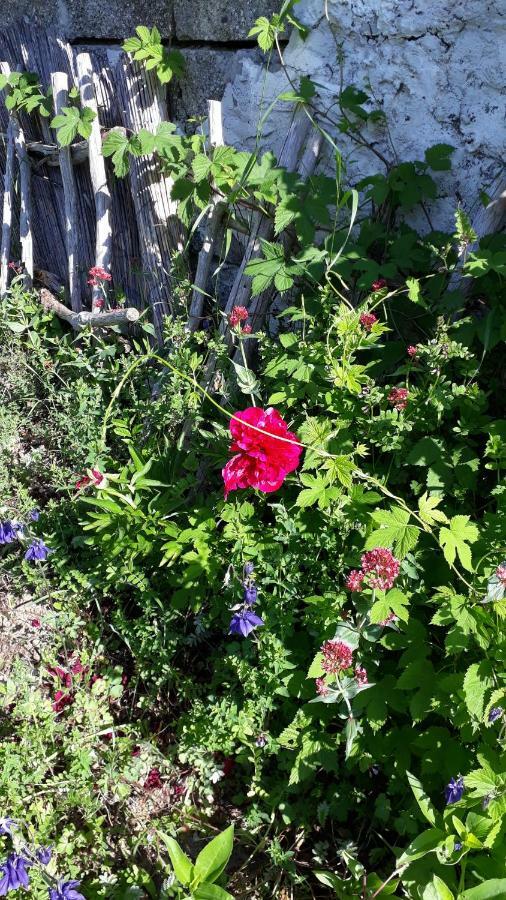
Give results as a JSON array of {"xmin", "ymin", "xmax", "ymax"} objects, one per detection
[
  {"xmin": 173, "ymin": 0, "xmax": 278, "ymax": 41},
  {"xmin": 2, "ymin": 0, "xmax": 174, "ymax": 40}
]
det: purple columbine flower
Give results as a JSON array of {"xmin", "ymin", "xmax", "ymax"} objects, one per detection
[
  {"xmin": 244, "ymin": 584, "xmax": 258, "ymax": 605},
  {"xmin": 24, "ymin": 539, "xmax": 52, "ymax": 562},
  {"xmin": 49, "ymin": 879, "xmax": 85, "ymax": 900},
  {"xmin": 36, "ymin": 847, "xmax": 52, "ymax": 866},
  {"xmin": 445, "ymin": 775, "xmax": 464, "ymax": 805},
  {"xmin": 0, "ymin": 522, "xmax": 17, "ymax": 545},
  {"xmin": 255, "ymin": 734, "xmax": 267, "ymax": 748},
  {"xmin": 29, "ymin": 509, "xmax": 40, "ymax": 522},
  {"xmin": 0, "ymin": 853, "xmax": 32, "ymax": 894},
  {"xmin": 229, "ymin": 609, "xmax": 264, "ymax": 638},
  {"xmin": 489, "ymin": 707, "xmax": 503, "ymax": 723},
  {"xmin": 0, "ymin": 819, "xmax": 14, "ymax": 837},
  {"xmin": 454, "ymin": 841, "xmax": 463, "ymax": 851},
  {"xmin": 243, "ymin": 562, "xmax": 254, "ymax": 576}
]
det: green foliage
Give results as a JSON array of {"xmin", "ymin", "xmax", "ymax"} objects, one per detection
[
  {"xmin": 51, "ymin": 104, "xmax": 96, "ymax": 146},
  {"xmin": 0, "ymin": 70, "xmax": 52, "ymax": 116},
  {"xmin": 123, "ymin": 26, "xmax": 185, "ymax": 84}
]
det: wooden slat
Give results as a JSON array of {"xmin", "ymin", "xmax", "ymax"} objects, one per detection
[
  {"xmin": 51, "ymin": 71, "xmax": 81, "ymax": 311},
  {"xmin": 76, "ymin": 51, "xmax": 113, "ymax": 312},
  {"xmin": 0, "ymin": 118, "xmax": 15, "ymax": 296}
]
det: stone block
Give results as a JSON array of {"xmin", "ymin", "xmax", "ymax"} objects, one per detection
[
  {"xmin": 172, "ymin": 47, "xmax": 261, "ymax": 124},
  {"xmin": 173, "ymin": 0, "xmax": 278, "ymax": 41},
  {"xmin": 2, "ymin": 0, "xmax": 174, "ymax": 40}
]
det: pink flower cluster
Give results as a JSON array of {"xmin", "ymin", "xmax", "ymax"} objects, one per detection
[
  {"xmin": 321, "ymin": 639, "xmax": 353, "ymax": 674},
  {"xmin": 407, "ymin": 345, "xmax": 418, "ymax": 358},
  {"xmin": 222, "ymin": 407, "xmax": 302, "ymax": 499},
  {"xmin": 87, "ymin": 265, "xmax": 112, "ymax": 286},
  {"xmin": 355, "ymin": 665, "xmax": 368, "ymax": 685},
  {"xmin": 229, "ymin": 305, "xmax": 252, "ymax": 333},
  {"xmin": 346, "ymin": 547, "xmax": 400, "ymax": 593},
  {"xmin": 388, "ymin": 387, "xmax": 409, "ymax": 411},
  {"xmin": 359, "ymin": 311, "xmax": 378, "ymax": 332},
  {"xmin": 496, "ymin": 565, "xmax": 506, "ymax": 586},
  {"xmin": 371, "ymin": 279, "xmax": 387, "ymax": 291}
]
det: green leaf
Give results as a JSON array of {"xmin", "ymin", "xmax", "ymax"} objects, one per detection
[
  {"xmin": 423, "ymin": 876, "xmax": 454, "ymax": 900},
  {"xmin": 306, "ymin": 652, "xmax": 324, "ymax": 678},
  {"xmin": 159, "ymin": 835, "xmax": 193, "ymax": 886},
  {"xmin": 194, "ymin": 886, "xmax": 235, "ymax": 900},
  {"xmin": 406, "ymin": 276, "xmax": 428, "ymax": 307},
  {"xmin": 438, "ymin": 515, "xmax": 479, "ymax": 571},
  {"xmin": 406, "ymin": 771, "xmax": 437, "ymax": 826},
  {"xmin": 424, "ymin": 143, "xmax": 455, "ymax": 171},
  {"xmin": 366, "ymin": 507, "xmax": 419, "ymax": 557},
  {"xmin": 248, "ymin": 16, "xmax": 278, "ymax": 52},
  {"xmin": 193, "ymin": 825, "xmax": 234, "ymax": 887},
  {"xmin": 102, "ymin": 128, "xmax": 131, "ymax": 177},
  {"xmin": 460, "ymin": 881, "xmax": 506, "ymax": 900},
  {"xmin": 398, "ymin": 827, "xmax": 445, "ymax": 865},
  {"xmin": 370, "ymin": 588, "xmax": 409, "ymax": 624},
  {"xmin": 463, "ymin": 662, "xmax": 493, "ymax": 721},
  {"xmin": 418, "ymin": 493, "xmax": 448, "ymax": 527}
]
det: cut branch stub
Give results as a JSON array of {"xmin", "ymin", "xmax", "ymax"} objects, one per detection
[
  {"xmin": 40, "ymin": 287, "xmax": 139, "ymax": 330},
  {"xmin": 76, "ymin": 51, "xmax": 112, "ymax": 312},
  {"xmin": 51, "ymin": 71, "xmax": 81, "ymax": 312}
]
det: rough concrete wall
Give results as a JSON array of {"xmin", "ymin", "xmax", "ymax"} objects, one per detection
[
  {"xmin": 221, "ymin": 0, "xmax": 506, "ymax": 229},
  {"xmin": 2, "ymin": 0, "xmax": 503, "ymax": 228}
]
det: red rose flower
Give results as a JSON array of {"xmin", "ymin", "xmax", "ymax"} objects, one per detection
[{"xmin": 223, "ymin": 407, "xmax": 302, "ymax": 499}]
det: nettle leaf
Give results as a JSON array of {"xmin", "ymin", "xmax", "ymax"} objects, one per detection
[
  {"xmin": 418, "ymin": 493, "xmax": 448, "ymax": 527},
  {"xmin": 463, "ymin": 662, "xmax": 493, "ymax": 721},
  {"xmin": 438, "ymin": 515, "xmax": 479, "ymax": 572},
  {"xmin": 370, "ymin": 588, "xmax": 409, "ymax": 624},
  {"xmin": 366, "ymin": 507, "xmax": 419, "ymax": 557}
]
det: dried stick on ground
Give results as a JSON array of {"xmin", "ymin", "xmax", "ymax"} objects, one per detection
[
  {"xmin": 40, "ymin": 288, "xmax": 139, "ymax": 330},
  {"xmin": 0, "ymin": 119, "xmax": 15, "ymax": 296},
  {"xmin": 448, "ymin": 181, "xmax": 506, "ymax": 296},
  {"xmin": 51, "ymin": 71, "xmax": 81, "ymax": 312},
  {"xmin": 115, "ymin": 55, "xmax": 186, "ymax": 339},
  {"xmin": 76, "ymin": 52, "xmax": 112, "ymax": 312},
  {"xmin": 187, "ymin": 100, "xmax": 226, "ymax": 332}
]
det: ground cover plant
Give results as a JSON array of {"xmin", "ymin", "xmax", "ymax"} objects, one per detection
[{"xmin": 1, "ymin": 5, "xmax": 506, "ymax": 899}]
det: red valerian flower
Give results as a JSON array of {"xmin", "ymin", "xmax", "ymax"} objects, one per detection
[
  {"xmin": 361, "ymin": 548, "xmax": 400, "ymax": 591},
  {"xmin": 88, "ymin": 266, "xmax": 112, "ymax": 286},
  {"xmin": 242, "ymin": 323, "xmax": 252, "ymax": 334},
  {"xmin": 346, "ymin": 569, "xmax": 364, "ymax": 592},
  {"xmin": 407, "ymin": 345, "xmax": 418, "ymax": 358},
  {"xmin": 372, "ymin": 279, "xmax": 387, "ymax": 291},
  {"xmin": 229, "ymin": 305, "xmax": 249, "ymax": 327},
  {"xmin": 388, "ymin": 387, "xmax": 409, "ymax": 411},
  {"xmin": 321, "ymin": 640, "xmax": 353, "ymax": 674},
  {"xmin": 355, "ymin": 665, "xmax": 368, "ymax": 685},
  {"xmin": 223, "ymin": 407, "xmax": 302, "ymax": 499},
  {"xmin": 31, "ymin": 618, "xmax": 41, "ymax": 628},
  {"xmin": 52, "ymin": 690, "xmax": 74, "ymax": 713},
  {"xmin": 495, "ymin": 564, "xmax": 506, "ymax": 585},
  {"xmin": 379, "ymin": 611, "xmax": 398, "ymax": 627},
  {"xmin": 315, "ymin": 676, "xmax": 329, "ymax": 697},
  {"xmin": 359, "ymin": 312, "xmax": 378, "ymax": 331}
]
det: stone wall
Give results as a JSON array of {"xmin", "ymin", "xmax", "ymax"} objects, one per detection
[{"xmin": 2, "ymin": 0, "xmax": 504, "ymax": 229}]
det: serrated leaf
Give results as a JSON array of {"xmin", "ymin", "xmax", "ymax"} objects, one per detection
[
  {"xmin": 463, "ymin": 662, "xmax": 493, "ymax": 721},
  {"xmin": 418, "ymin": 492, "xmax": 448, "ymax": 526},
  {"xmin": 439, "ymin": 515, "xmax": 479, "ymax": 572},
  {"xmin": 370, "ymin": 588, "xmax": 409, "ymax": 624}
]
